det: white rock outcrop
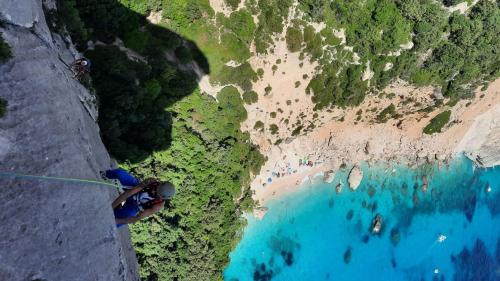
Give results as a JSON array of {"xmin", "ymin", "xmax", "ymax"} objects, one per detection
[
  {"xmin": 456, "ymin": 104, "xmax": 500, "ymax": 167},
  {"xmin": 348, "ymin": 165, "xmax": 363, "ymax": 190}
]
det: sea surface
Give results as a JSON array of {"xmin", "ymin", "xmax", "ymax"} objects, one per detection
[{"xmin": 224, "ymin": 156, "xmax": 500, "ymax": 281}]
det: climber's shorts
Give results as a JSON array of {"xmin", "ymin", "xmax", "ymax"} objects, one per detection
[
  {"xmin": 114, "ymin": 197, "xmax": 139, "ymax": 228},
  {"xmin": 105, "ymin": 168, "xmax": 139, "ymax": 187},
  {"xmin": 107, "ymin": 168, "xmax": 140, "ymax": 227}
]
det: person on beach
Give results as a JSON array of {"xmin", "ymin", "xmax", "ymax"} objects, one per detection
[{"xmin": 102, "ymin": 168, "xmax": 176, "ymax": 227}]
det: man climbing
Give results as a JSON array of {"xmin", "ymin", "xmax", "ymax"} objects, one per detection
[
  {"xmin": 102, "ymin": 168, "xmax": 176, "ymax": 227},
  {"xmin": 70, "ymin": 57, "xmax": 91, "ymax": 78}
]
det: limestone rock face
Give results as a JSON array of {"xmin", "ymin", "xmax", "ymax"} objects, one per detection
[
  {"xmin": 348, "ymin": 165, "xmax": 363, "ymax": 190},
  {"xmin": 0, "ymin": 2, "xmax": 138, "ymax": 281},
  {"xmin": 457, "ymin": 105, "xmax": 500, "ymax": 168}
]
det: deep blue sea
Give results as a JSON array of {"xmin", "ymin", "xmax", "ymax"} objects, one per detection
[{"xmin": 224, "ymin": 156, "xmax": 500, "ymax": 281}]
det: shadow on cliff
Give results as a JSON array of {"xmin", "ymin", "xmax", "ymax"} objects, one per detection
[{"xmin": 59, "ymin": 0, "xmax": 209, "ymax": 163}]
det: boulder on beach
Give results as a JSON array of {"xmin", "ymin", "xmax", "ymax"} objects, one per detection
[
  {"xmin": 348, "ymin": 165, "xmax": 363, "ymax": 190},
  {"xmin": 253, "ymin": 206, "xmax": 269, "ymax": 220},
  {"xmin": 323, "ymin": 170, "xmax": 335, "ymax": 183}
]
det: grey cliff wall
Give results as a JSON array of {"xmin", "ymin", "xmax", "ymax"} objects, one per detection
[
  {"xmin": 0, "ymin": 1, "xmax": 139, "ymax": 280},
  {"xmin": 458, "ymin": 104, "xmax": 500, "ymax": 168}
]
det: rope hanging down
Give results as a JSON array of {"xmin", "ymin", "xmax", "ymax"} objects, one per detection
[{"xmin": 0, "ymin": 172, "xmax": 120, "ymax": 188}]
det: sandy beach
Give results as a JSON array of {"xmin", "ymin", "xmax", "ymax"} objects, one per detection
[
  {"xmin": 249, "ymin": 78, "xmax": 500, "ymax": 208},
  {"xmin": 205, "ymin": 0, "xmax": 500, "ymax": 213}
]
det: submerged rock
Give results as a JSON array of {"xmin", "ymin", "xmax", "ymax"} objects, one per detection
[
  {"xmin": 348, "ymin": 165, "xmax": 363, "ymax": 190},
  {"xmin": 367, "ymin": 185, "xmax": 376, "ymax": 197},
  {"xmin": 412, "ymin": 190, "xmax": 419, "ymax": 205},
  {"xmin": 463, "ymin": 194, "xmax": 477, "ymax": 222},
  {"xmin": 451, "ymin": 239, "xmax": 495, "ymax": 281},
  {"xmin": 361, "ymin": 235, "xmax": 370, "ymax": 244},
  {"xmin": 390, "ymin": 227, "xmax": 401, "ymax": 246},
  {"xmin": 343, "ymin": 247, "xmax": 352, "ymax": 264},
  {"xmin": 253, "ymin": 263, "xmax": 274, "ymax": 281},
  {"xmin": 336, "ymin": 182, "xmax": 343, "ymax": 194},
  {"xmin": 280, "ymin": 250, "xmax": 294, "ymax": 266},
  {"xmin": 346, "ymin": 209, "xmax": 354, "ymax": 221},
  {"xmin": 391, "ymin": 257, "xmax": 397, "ymax": 268},
  {"xmin": 361, "ymin": 200, "xmax": 367, "ymax": 208},
  {"xmin": 422, "ymin": 175, "xmax": 429, "ymax": 193},
  {"xmin": 328, "ymin": 197, "xmax": 335, "ymax": 208}
]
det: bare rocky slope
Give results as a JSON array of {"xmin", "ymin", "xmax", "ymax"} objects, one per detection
[{"xmin": 0, "ymin": 1, "xmax": 139, "ymax": 280}]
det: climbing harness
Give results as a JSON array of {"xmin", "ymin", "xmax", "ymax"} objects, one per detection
[{"xmin": 0, "ymin": 171, "xmax": 120, "ymax": 189}]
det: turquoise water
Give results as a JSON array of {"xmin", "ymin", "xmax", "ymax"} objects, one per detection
[{"xmin": 224, "ymin": 156, "xmax": 500, "ymax": 281}]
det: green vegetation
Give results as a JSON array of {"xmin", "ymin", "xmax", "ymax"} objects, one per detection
[
  {"xmin": 308, "ymin": 63, "xmax": 367, "ymax": 109},
  {"xmin": 423, "ymin": 1, "xmax": 500, "ymax": 99},
  {"xmin": 254, "ymin": 0, "xmax": 294, "ymax": 53},
  {"xmin": 128, "ymin": 89, "xmax": 264, "ymax": 280},
  {"xmin": 217, "ymin": 86, "xmax": 248, "ymax": 122},
  {"xmin": 271, "ymin": 64, "xmax": 278, "ymax": 74},
  {"xmin": 300, "ymin": 0, "xmax": 498, "ymax": 109},
  {"xmin": 264, "ymin": 85, "xmax": 272, "ymax": 95},
  {"xmin": 242, "ymin": 90, "xmax": 258, "ymax": 104},
  {"xmin": 225, "ymin": 0, "xmax": 241, "ymax": 10},
  {"xmin": 376, "ymin": 104, "xmax": 400, "ymax": 123},
  {"xmin": 256, "ymin": 68, "xmax": 264, "ymax": 78},
  {"xmin": 270, "ymin": 112, "xmax": 277, "ymax": 118},
  {"xmin": 303, "ymin": 25, "xmax": 323, "ymax": 60},
  {"xmin": 423, "ymin": 110, "xmax": 451, "ymax": 134},
  {"xmin": 55, "ymin": 1, "xmax": 264, "ymax": 280},
  {"xmin": 0, "ymin": 98, "xmax": 7, "ymax": 117},
  {"xmin": 254, "ymin": 120, "xmax": 264, "ymax": 130},
  {"xmin": 291, "ymin": 125, "xmax": 303, "ymax": 136},
  {"xmin": 56, "ymin": 0, "xmax": 88, "ymax": 48},
  {"xmin": 214, "ymin": 63, "xmax": 257, "ymax": 88},
  {"xmin": 443, "ymin": 0, "xmax": 467, "ymax": 7},
  {"xmin": 86, "ymin": 45, "xmax": 196, "ymax": 161},
  {"xmin": 0, "ymin": 33, "xmax": 11, "ymax": 63},
  {"xmin": 223, "ymin": 9, "xmax": 256, "ymax": 45},
  {"xmin": 269, "ymin": 124, "xmax": 279, "ymax": 134}
]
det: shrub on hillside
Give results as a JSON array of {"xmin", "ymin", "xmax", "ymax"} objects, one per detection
[
  {"xmin": 286, "ymin": 26, "xmax": 303, "ymax": 52},
  {"xmin": 242, "ymin": 91, "xmax": 258, "ymax": 104},
  {"xmin": 0, "ymin": 34, "xmax": 11, "ymax": 63},
  {"xmin": 423, "ymin": 110, "xmax": 451, "ymax": 134},
  {"xmin": 0, "ymin": 98, "xmax": 7, "ymax": 118}
]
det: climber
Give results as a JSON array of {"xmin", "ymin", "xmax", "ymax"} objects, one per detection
[
  {"xmin": 70, "ymin": 57, "xmax": 91, "ymax": 78},
  {"xmin": 102, "ymin": 168, "xmax": 176, "ymax": 227}
]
